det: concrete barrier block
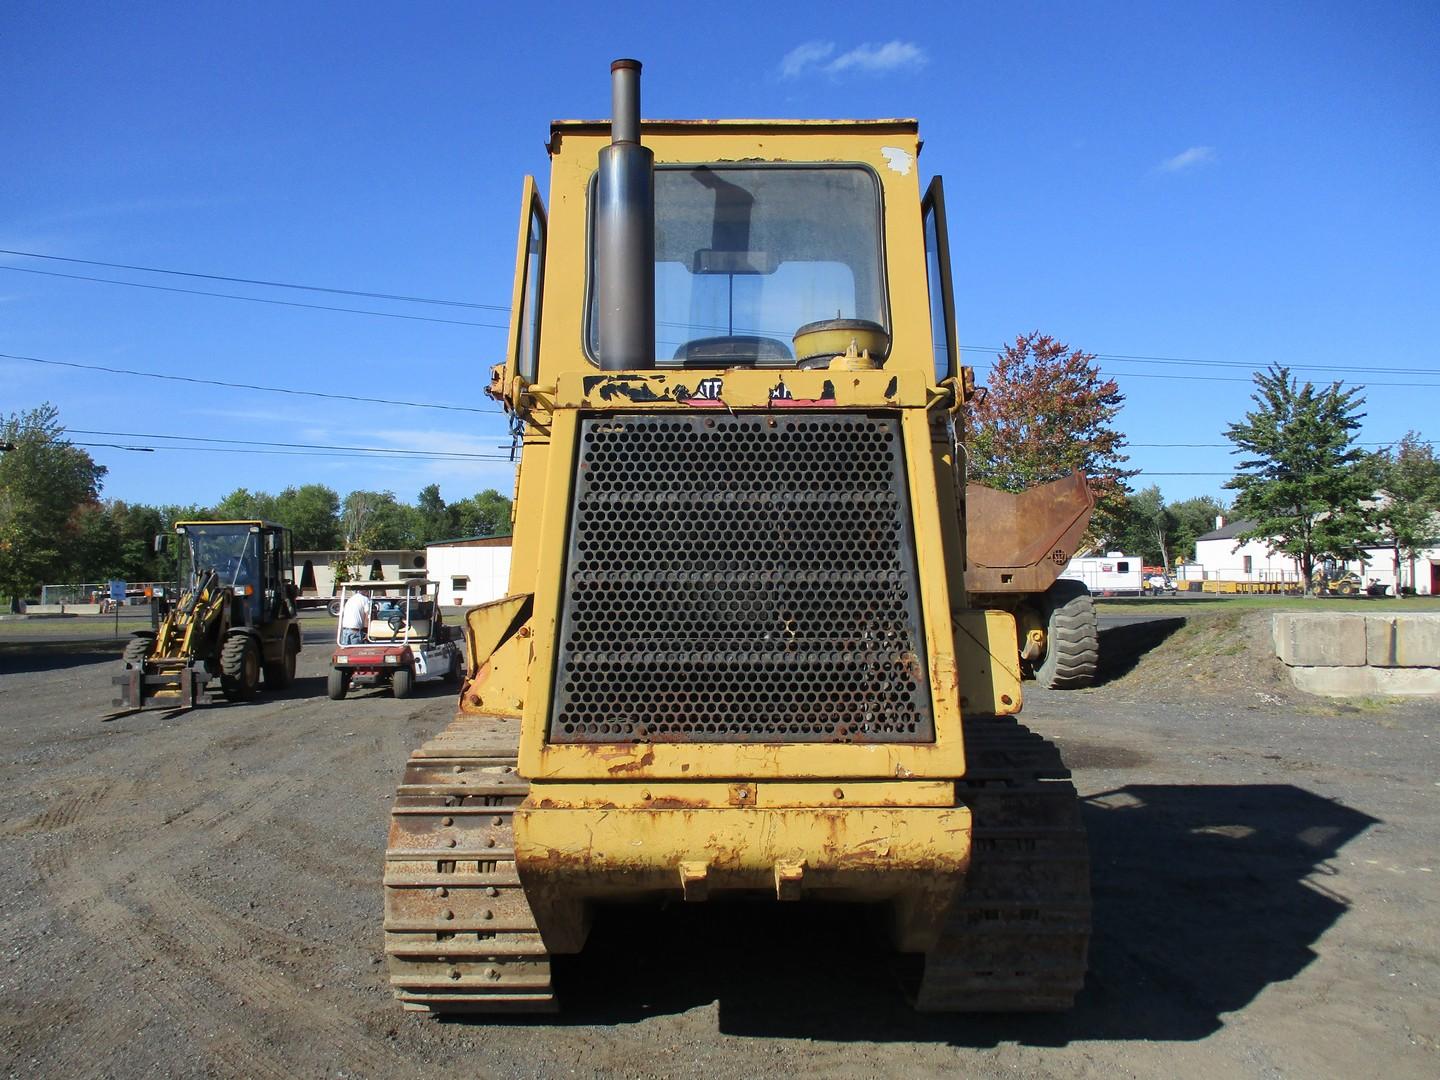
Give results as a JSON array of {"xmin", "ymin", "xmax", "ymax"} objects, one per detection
[
  {"xmin": 1393, "ymin": 614, "xmax": 1440, "ymax": 667},
  {"xmin": 1290, "ymin": 664, "xmax": 1440, "ymax": 696},
  {"xmin": 1272, "ymin": 613, "xmax": 1367, "ymax": 667},
  {"xmin": 1365, "ymin": 617, "xmax": 1399, "ymax": 667}
]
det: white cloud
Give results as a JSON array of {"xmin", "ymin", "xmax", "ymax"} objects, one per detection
[
  {"xmin": 779, "ymin": 39, "xmax": 927, "ymax": 80},
  {"xmin": 1157, "ymin": 146, "xmax": 1217, "ymax": 173},
  {"xmin": 827, "ymin": 41, "xmax": 928, "ymax": 75},
  {"xmin": 780, "ymin": 41, "xmax": 835, "ymax": 80}
]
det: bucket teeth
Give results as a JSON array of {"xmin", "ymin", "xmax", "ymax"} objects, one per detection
[{"xmin": 383, "ymin": 713, "xmax": 555, "ymax": 1014}]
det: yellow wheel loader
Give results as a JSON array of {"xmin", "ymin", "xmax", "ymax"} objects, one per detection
[
  {"xmin": 382, "ymin": 60, "xmax": 1090, "ymax": 1014},
  {"xmin": 965, "ymin": 472, "xmax": 1102, "ymax": 689},
  {"xmin": 113, "ymin": 520, "xmax": 302, "ymax": 710}
]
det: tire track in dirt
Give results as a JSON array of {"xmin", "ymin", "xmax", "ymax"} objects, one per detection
[
  {"xmin": 29, "ymin": 779, "xmax": 410, "ymax": 1078},
  {"xmin": 4, "ymin": 775, "xmax": 140, "ymax": 835},
  {"xmin": 16, "ymin": 889, "xmax": 297, "ymax": 1080},
  {"xmin": 7, "ymin": 661, "xmax": 452, "ymax": 1078},
  {"xmin": 21, "ymin": 702, "xmax": 424, "ymax": 1077}
]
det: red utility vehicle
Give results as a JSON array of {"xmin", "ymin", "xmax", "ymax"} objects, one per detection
[{"xmin": 327, "ymin": 580, "xmax": 463, "ymax": 699}]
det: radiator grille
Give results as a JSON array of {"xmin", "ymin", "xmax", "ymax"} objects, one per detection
[{"xmin": 549, "ymin": 413, "xmax": 934, "ymax": 743}]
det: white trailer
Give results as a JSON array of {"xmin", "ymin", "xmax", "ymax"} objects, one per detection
[{"xmin": 1059, "ymin": 552, "xmax": 1144, "ymax": 595}]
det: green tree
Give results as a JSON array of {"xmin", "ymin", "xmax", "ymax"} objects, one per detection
[
  {"xmin": 1369, "ymin": 432, "xmax": 1440, "ymax": 594},
  {"xmin": 450, "ymin": 489, "xmax": 512, "ymax": 538},
  {"xmin": 415, "ymin": 483, "xmax": 454, "ymax": 544},
  {"xmin": 63, "ymin": 501, "xmax": 123, "ymax": 583},
  {"xmin": 1224, "ymin": 365, "xmax": 1377, "ymax": 593},
  {"xmin": 158, "ymin": 503, "xmax": 208, "ymax": 531},
  {"xmin": 1168, "ymin": 494, "xmax": 1229, "ymax": 563},
  {"xmin": 965, "ymin": 332, "xmax": 1137, "ymax": 543},
  {"xmin": 1116, "ymin": 485, "xmax": 1178, "ymax": 568},
  {"xmin": 212, "ymin": 487, "xmax": 279, "ymax": 522},
  {"xmin": 272, "ymin": 484, "xmax": 341, "ymax": 549},
  {"xmin": 338, "ymin": 490, "xmax": 419, "ymax": 580},
  {"xmin": 111, "ymin": 501, "xmax": 167, "ymax": 581},
  {"xmin": 351, "ymin": 490, "xmax": 418, "ymax": 549},
  {"xmin": 0, "ymin": 404, "xmax": 107, "ymax": 607}
]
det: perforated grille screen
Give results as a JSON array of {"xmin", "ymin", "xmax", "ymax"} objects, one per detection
[{"xmin": 549, "ymin": 412, "xmax": 934, "ymax": 744}]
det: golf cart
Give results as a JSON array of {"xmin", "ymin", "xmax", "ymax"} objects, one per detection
[{"xmin": 327, "ymin": 580, "xmax": 463, "ymax": 699}]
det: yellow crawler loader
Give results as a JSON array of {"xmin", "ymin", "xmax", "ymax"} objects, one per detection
[{"xmin": 382, "ymin": 60, "xmax": 1090, "ymax": 1013}]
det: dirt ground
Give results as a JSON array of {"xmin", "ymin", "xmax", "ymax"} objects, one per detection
[{"xmin": 0, "ymin": 610, "xmax": 1436, "ymax": 1079}]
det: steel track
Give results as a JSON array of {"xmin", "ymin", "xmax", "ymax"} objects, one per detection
[
  {"xmin": 383, "ymin": 712, "xmax": 556, "ymax": 1013},
  {"xmin": 916, "ymin": 714, "xmax": 1092, "ymax": 1010}
]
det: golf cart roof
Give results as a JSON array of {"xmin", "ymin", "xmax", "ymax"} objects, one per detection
[{"xmin": 341, "ymin": 580, "xmax": 437, "ymax": 590}]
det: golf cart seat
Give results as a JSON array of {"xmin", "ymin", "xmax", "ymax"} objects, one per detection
[{"xmin": 367, "ymin": 600, "xmax": 435, "ymax": 642}]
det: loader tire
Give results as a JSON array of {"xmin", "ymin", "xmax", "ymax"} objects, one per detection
[
  {"xmin": 264, "ymin": 631, "xmax": 299, "ymax": 688},
  {"xmin": 122, "ymin": 633, "xmax": 154, "ymax": 668},
  {"xmin": 220, "ymin": 634, "xmax": 261, "ymax": 701},
  {"xmin": 1035, "ymin": 580, "xmax": 1099, "ymax": 689}
]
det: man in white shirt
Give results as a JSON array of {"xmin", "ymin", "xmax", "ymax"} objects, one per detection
[{"xmin": 340, "ymin": 588, "xmax": 370, "ymax": 645}]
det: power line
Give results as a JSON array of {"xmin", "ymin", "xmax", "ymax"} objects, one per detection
[
  {"xmin": 0, "ymin": 265, "xmax": 509, "ymax": 329},
  {"xmin": 0, "ymin": 352, "xmax": 502, "ymax": 415},
  {"xmin": 1130, "ymin": 439, "xmax": 1431, "ymax": 448},
  {"xmin": 1081, "ymin": 350, "xmax": 1439, "ymax": 378},
  {"xmin": 1088, "ymin": 368, "xmax": 1440, "ymax": 388},
  {"xmin": 69, "ymin": 428, "xmax": 509, "ymax": 460},
  {"xmin": 5, "ymin": 247, "xmax": 1435, "ymax": 381},
  {"xmin": 0, "ymin": 247, "xmax": 504, "ymax": 310},
  {"xmin": 9, "ymin": 344, "xmax": 1438, "ymax": 430}
]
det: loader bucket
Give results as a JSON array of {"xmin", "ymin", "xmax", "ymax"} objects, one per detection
[{"xmin": 964, "ymin": 471, "xmax": 1095, "ymax": 594}]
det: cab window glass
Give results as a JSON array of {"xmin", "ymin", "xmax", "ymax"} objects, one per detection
[
  {"xmin": 517, "ymin": 204, "xmax": 545, "ymax": 381},
  {"xmin": 922, "ymin": 177, "xmax": 957, "ymax": 383},
  {"xmin": 588, "ymin": 165, "xmax": 886, "ymax": 369}
]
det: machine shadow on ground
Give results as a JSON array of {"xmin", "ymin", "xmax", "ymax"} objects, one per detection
[
  {"xmin": 511, "ymin": 783, "xmax": 1376, "ymax": 1046},
  {"xmin": 1093, "ymin": 618, "xmax": 1186, "ymax": 684},
  {"xmin": 0, "ymin": 640, "xmax": 127, "ymax": 675}
]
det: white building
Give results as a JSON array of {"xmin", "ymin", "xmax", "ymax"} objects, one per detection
[
  {"xmin": 425, "ymin": 535, "xmax": 513, "ymax": 607},
  {"xmin": 1188, "ymin": 517, "xmax": 1439, "ymax": 595},
  {"xmin": 294, "ymin": 548, "xmax": 428, "ymax": 598}
]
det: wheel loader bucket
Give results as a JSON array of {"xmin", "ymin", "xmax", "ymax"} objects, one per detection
[
  {"xmin": 112, "ymin": 662, "xmax": 207, "ymax": 710},
  {"xmin": 964, "ymin": 471, "xmax": 1095, "ymax": 594}
]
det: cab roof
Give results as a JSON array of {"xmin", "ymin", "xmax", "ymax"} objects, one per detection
[
  {"xmin": 339, "ymin": 580, "xmax": 437, "ymax": 590},
  {"xmin": 547, "ymin": 117, "xmax": 919, "ymax": 152},
  {"xmin": 174, "ymin": 519, "xmax": 284, "ymax": 530}
]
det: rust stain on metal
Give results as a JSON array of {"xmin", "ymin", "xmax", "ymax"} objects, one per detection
[
  {"xmin": 648, "ymin": 794, "xmax": 709, "ymax": 809},
  {"xmin": 575, "ymin": 744, "xmax": 658, "ymax": 775}
]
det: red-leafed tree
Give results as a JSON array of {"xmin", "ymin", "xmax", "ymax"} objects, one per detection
[{"xmin": 964, "ymin": 332, "xmax": 1136, "ymax": 544}]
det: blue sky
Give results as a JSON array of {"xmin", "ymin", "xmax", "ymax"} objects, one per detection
[{"xmin": 2, "ymin": 0, "xmax": 1436, "ymax": 508}]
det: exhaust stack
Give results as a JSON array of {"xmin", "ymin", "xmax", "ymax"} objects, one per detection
[{"xmin": 595, "ymin": 58, "xmax": 655, "ymax": 371}]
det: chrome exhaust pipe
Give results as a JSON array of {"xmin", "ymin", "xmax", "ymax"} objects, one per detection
[{"xmin": 595, "ymin": 58, "xmax": 655, "ymax": 371}]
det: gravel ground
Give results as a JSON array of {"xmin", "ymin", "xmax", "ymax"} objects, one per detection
[{"xmin": 0, "ymin": 612, "xmax": 1436, "ymax": 1078}]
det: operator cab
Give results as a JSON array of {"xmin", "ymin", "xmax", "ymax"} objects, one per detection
[{"xmin": 172, "ymin": 521, "xmax": 295, "ymax": 625}]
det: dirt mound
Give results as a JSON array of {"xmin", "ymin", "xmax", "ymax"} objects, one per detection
[{"xmin": 1100, "ymin": 610, "xmax": 1301, "ymax": 705}]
